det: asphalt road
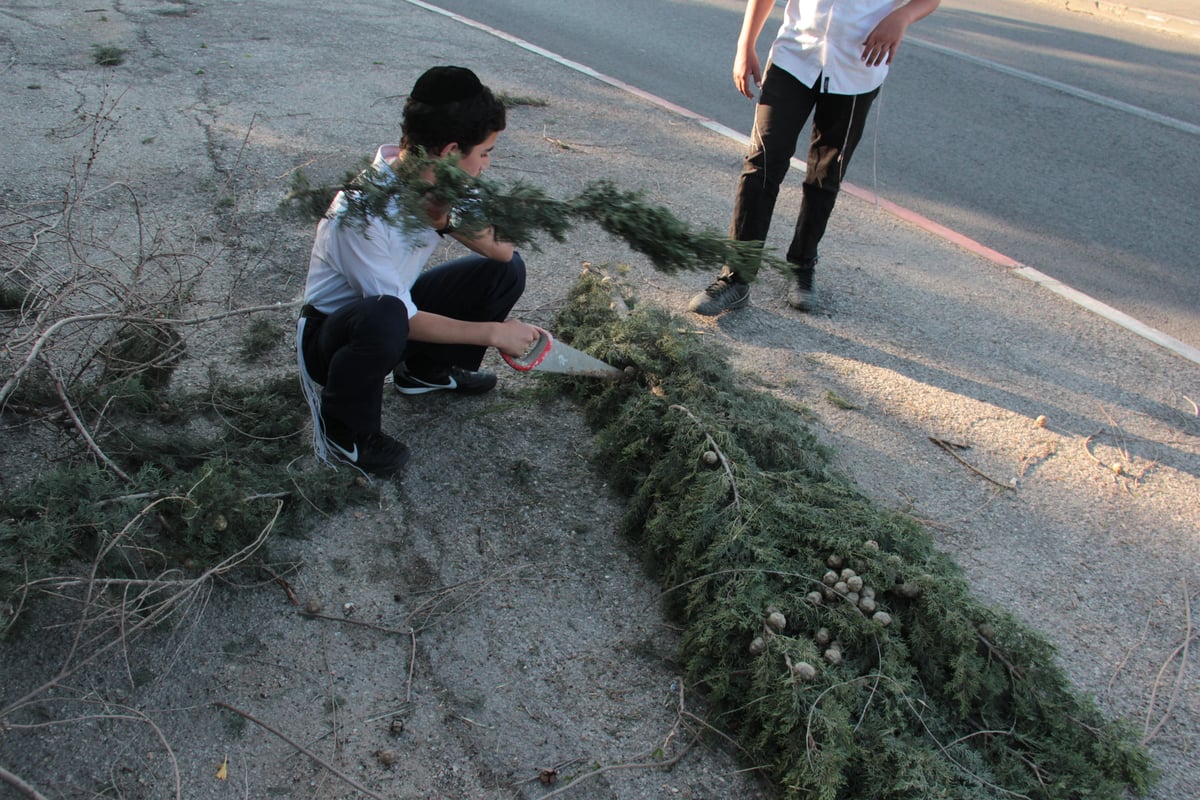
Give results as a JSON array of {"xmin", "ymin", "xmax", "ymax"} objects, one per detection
[{"xmin": 424, "ymin": 0, "xmax": 1200, "ymax": 350}]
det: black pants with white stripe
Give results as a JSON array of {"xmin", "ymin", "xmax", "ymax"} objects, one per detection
[
  {"xmin": 300, "ymin": 252, "xmax": 525, "ymax": 438},
  {"xmin": 728, "ymin": 65, "xmax": 880, "ymax": 288}
]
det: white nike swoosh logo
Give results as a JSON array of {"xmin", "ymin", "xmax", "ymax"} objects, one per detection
[
  {"xmin": 415, "ymin": 375, "xmax": 456, "ymax": 389},
  {"xmin": 330, "ymin": 440, "xmax": 358, "ymax": 462}
]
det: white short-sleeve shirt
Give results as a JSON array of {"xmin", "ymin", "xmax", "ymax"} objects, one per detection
[
  {"xmin": 303, "ymin": 145, "xmax": 441, "ymax": 319},
  {"xmin": 768, "ymin": 0, "xmax": 903, "ymax": 95}
]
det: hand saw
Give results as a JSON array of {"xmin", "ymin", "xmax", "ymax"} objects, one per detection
[{"xmin": 502, "ymin": 329, "xmax": 622, "ymax": 378}]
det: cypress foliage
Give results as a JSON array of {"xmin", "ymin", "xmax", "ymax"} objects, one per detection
[
  {"xmin": 285, "ymin": 150, "xmax": 1154, "ymax": 797},
  {"xmin": 283, "ymin": 154, "xmax": 785, "ymax": 278},
  {"xmin": 551, "ymin": 272, "xmax": 1155, "ymax": 800},
  {"xmin": 0, "ymin": 374, "xmax": 372, "ymax": 602}
]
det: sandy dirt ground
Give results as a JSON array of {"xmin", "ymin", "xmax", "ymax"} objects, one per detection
[{"xmin": 1, "ymin": 2, "xmax": 1197, "ymax": 799}]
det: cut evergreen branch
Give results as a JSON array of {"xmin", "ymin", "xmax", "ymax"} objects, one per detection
[
  {"xmin": 239, "ymin": 316, "xmax": 286, "ymax": 362},
  {"xmin": 91, "ymin": 44, "xmax": 127, "ymax": 67},
  {"xmin": 548, "ymin": 271, "xmax": 1155, "ymax": 800},
  {"xmin": 0, "ymin": 97, "xmax": 352, "ymax": 624},
  {"xmin": 0, "ymin": 282, "xmax": 31, "ymax": 311},
  {"xmin": 0, "ymin": 372, "xmax": 373, "ymax": 612},
  {"xmin": 282, "ymin": 153, "xmax": 786, "ymax": 277}
]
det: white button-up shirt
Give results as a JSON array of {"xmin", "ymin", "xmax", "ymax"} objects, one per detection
[
  {"xmin": 304, "ymin": 145, "xmax": 441, "ymax": 319},
  {"xmin": 768, "ymin": 0, "xmax": 903, "ymax": 95}
]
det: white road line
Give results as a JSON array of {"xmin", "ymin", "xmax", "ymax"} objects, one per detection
[
  {"xmin": 1012, "ymin": 267, "xmax": 1200, "ymax": 363},
  {"xmin": 908, "ymin": 37, "xmax": 1200, "ymax": 137},
  {"xmin": 402, "ymin": 0, "xmax": 1200, "ymax": 367}
]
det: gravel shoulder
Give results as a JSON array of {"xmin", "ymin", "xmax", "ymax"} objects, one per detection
[{"xmin": 1, "ymin": 2, "xmax": 1197, "ymax": 799}]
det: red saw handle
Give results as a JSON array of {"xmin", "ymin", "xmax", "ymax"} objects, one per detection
[{"xmin": 502, "ymin": 328, "xmax": 552, "ymax": 372}]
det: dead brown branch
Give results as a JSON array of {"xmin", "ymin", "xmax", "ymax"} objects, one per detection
[
  {"xmin": 535, "ymin": 680, "xmax": 699, "ymax": 799},
  {"xmin": 670, "ymin": 403, "xmax": 742, "ymax": 508},
  {"xmin": 1082, "ymin": 429, "xmax": 1119, "ymax": 473},
  {"xmin": 0, "ymin": 766, "xmax": 50, "ymax": 800},
  {"xmin": 257, "ymin": 558, "xmax": 299, "ymax": 606},
  {"xmin": 213, "ymin": 702, "xmax": 386, "ymax": 800},
  {"xmin": 44, "ymin": 353, "xmax": 132, "ymax": 482},
  {"xmin": 929, "ymin": 437, "xmax": 1014, "ymax": 491},
  {"xmin": 1143, "ymin": 579, "xmax": 1195, "ymax": 744}
]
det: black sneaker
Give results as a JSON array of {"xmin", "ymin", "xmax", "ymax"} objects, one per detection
[
  {"xmin": 786, "ymin": 258, "xmax": 817, "ymax": 312},
  {"xmin": 327, "ymin": 430, "xmax": 411, "ymax": 477},
  {"xmin": 394, "ymin": 364, "xmax": 497, "ymax": 396},
  {"xmin": 687, "ymin": 274, "xmax": 750, "ymax": 316},
  {"xmin": 787, "ymin": 281, "xmax": 815, "ymax": 312}
]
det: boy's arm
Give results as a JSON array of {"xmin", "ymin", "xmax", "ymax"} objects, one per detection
[
  {"xmin": 861, "ymin": 0, "xmax": 941, "ymax": 67},
  {"xmin": 733, "ymin": 0, "xmax": 778, "ymax": 98},
  {"xmin": 424, "ymin": 190, "xmax": 516, "ymax": 263},
  {"xmin": 448, "ymin": 225, "xmax": 515, "ymax": 263},
  {"xmin": 408, "ymin": 311, "xmax": 540, "ymax": 357}
]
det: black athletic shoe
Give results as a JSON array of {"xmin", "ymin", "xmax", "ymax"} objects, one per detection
[
  {"xmin": 786, "ymin": 258, "xmax": 817, "ymax": 312},
  {"xmin": 688, "ymin": 274, "xmax": 750, "ymax": 315},
  {"xmin": 787, "ymin": 281, "xmax": 815, "ymax": 312},
  {"xmin": 393, "ymin": 364, "xmax": 497, "ymax": 396},
  {"xmin": 327, "ymin": 431, "xmax": 411, "ymax": 477}
]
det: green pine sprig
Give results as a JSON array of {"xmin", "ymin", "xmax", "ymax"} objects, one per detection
[{"xmin": 282, "ymin": 153, "xmax": 783, "ymax": 277}]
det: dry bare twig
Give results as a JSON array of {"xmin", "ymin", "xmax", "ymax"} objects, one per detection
[
  {"xmin": 1082, "ymin": 429, "xmax": 1121, "ymax": 474},
  {"xmin": 407, "ymin": 628, "xmax": 417, "ymax": 704},
  {"xmin": 929, "ymin": 437, "xmax": 1014, "ymax": 491},
  {"xmin": 1096, "ymin": 404, "xmax": 1133, "ymax": 462},
  {"xmin": 670, "ymin": 403, "xmax": 741, "ymax": 508},
  {"xmin": 399, "ymin": 565, "xmax": 536, "ymax": 633},
  {"xmin": 2, "ymin": 702, "xmax": 181, "ymax": 798},
  {"xmin": 256, "ymin": 558, "xmax": 299, "ymax": 606},
  {"xmin": 1, "ymin": 301, "xmax": 299, "ymax": 409},
  {"xmin": 213, "ymin": 702, "xmax": 386, "ymax": 800},
  {"xmin": 0, "ymin": 765, "xmax": 50, "ymax": 800},
  {"xmin": 321, "ymin": 633, "xmax": 343, "ymax": 752},
  {"xmin": 535, "ymin": 681, "xmax": 699, "ymax": 799},
  {"xmin": 1, "ymin": 499, "xmax": 280, "ymax": 720},
  {"xmin": 44, "ymin": 353, "xmax": 132, "ymax": 482},
  {"xmin": 1107, "ymin": 609, "xmax": 1154, "ymax": 700},
  {"xmin": 1143, "ymin": 580, "xmax": 1195, "ymax": 744},
  {"xmin": 0, "ymin": 488, "xmax": 254, "ymax": 800},
  {"xmin": 299, "ymin": 609, "xmax": 410, "ymax": 636}
]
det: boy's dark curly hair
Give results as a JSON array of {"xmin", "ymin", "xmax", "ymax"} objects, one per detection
[{"xmin": 400, "ymin": 66, "xmax": 506, "ymax": 155}]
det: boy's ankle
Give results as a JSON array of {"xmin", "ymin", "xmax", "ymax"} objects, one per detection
[{"xmin": 321, "ymin": 414, "xmax": 354, "ymax": 449}]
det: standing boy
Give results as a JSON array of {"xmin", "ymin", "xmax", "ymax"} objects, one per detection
[
  {"xmin": 297, "ymin": 66, "xmax": 542, "ymax": 477},
  {"xmin": 688, "ymin": 0, "xmax": 940, "ymax": 315}
]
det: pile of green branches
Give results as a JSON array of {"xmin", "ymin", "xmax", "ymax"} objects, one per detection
[
  {"xmin": 550, "ymin": 272, "xmax": 1155, "ymax": 800},
  {"xmin": 0, "ymin": 370, "xmax": 370, "ymax": 607}
]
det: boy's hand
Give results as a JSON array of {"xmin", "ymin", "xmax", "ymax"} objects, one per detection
[
  {"xmin": 733, "ymin": 47, "xmax": 762, "ymax": 98},
  {"xmin": 861, "ymin": 11, "xmax": 912, "ymax": 67},
  {"xmin": 494, "ymin": 320, "xmax": 543, "ymax": 358}
]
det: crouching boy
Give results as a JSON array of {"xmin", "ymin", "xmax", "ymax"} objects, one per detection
[{"xmin": 297, "ymin": 65, "xmax": 542, "ymax": 477}]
